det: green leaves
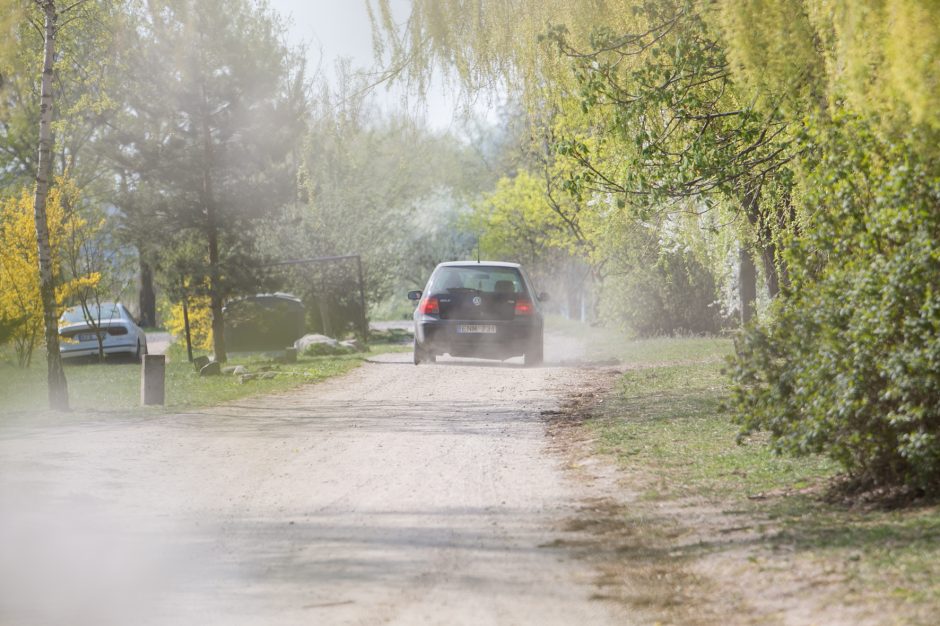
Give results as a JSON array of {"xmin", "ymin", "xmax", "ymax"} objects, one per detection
[{"xmin": 728, "ymin": 117, "xmax": 940, "ymax": 492}]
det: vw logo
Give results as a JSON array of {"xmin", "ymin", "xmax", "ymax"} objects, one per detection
[{"xmin": 472, "ymin": 296, "xmax": 482, "ymax": 306}]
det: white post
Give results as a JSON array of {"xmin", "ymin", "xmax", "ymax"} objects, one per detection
[{"xmin": 141, "ymin": 354, "xmax": 166, "ymax": 406}]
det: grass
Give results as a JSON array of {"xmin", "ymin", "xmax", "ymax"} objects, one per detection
[
  {"xmin": 553, "ymin": 319, "xmax": 940, "ymax": 622},
  {"xmin": 594, "ymin": 359, "xmax": 838, "ymax": 499},
  {"xmin": 0, "ymin": 330, "xmax": 411, "ymax": 418},
  {"xmin": 546, "ymin": 314, "xmax": 732, "ymax": 364},
  {"xmin": 0, "ymin": 349, "xmax": 360, "ymax": 418}
]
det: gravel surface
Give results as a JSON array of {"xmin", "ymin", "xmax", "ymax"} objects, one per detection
[{"xmin": 0, "ymin": 336, "xmax": 624, "ymax": 625}]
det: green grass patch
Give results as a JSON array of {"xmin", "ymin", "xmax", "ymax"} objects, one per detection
[
  {"xmin": 593, "ymin": 359, "xmax": 838, "ymax": 499},
  {"xmin": 574, "ymin": 327, "xmax": 940, "ymax": 619},
  {"xmin": 0, "ymin": 343, "xmax": 362, "ymax": 418},
  {"xmin": 546, "ymin": 315, "xmax": 732, "ymax": 364},
  {"xmin": 367, "ymin": 327, "xmax": 414, "ymax": 353}
]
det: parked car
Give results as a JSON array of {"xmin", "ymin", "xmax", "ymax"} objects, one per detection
[
  {"xmin": 59, "ymin": 302, "xmax": 148, "ymax": 361},
  {"xmin": 408, "ymin": 261, "xmax": 547, "ymax": 366}
]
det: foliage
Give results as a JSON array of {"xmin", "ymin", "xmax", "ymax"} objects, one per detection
[
  {"xmin": 0, "ymin": 0, "xmax": 123, "ymax": 189},
  {"xmin": 0, "ymin": 313, "xmax": 27, "ymax": 345},
  {"xmin": 729, "ymin": 117, "xmax": 940, "ymax": 491},
  {"xmin": 163, "ymin": 292, "xmax": 213, "ymax": 352},
  {"xmin": 473, "ymin": 171, "xmax": 570, "ymax": 261},
  {"xmin": 112, "ymin": 0, "xmax": 308, "ymax": 360},
  {"xmin": 604, "ymin": 243, "xmax": 726, "ymax": 337},
  {"xmin": 262, "ymin": 68, "xmax": 496, "ymax": 332},
  {"xmin": 717, "ymin": 0, "xmax": 940, "ymax": 136},
  {"xmin": 469, "ymin": 167, "xmax": 594, "ymax": 322},
  {"xmin": 0, "ymin": 180, "xmax": 100, "ymax": 366},
  {"xmin": 0, "ymin": 349, "xmax": 362, "ymax": 414},
  {"xmin": 373, "ymin": 0, "xmax": 940, "ymax": 492}
]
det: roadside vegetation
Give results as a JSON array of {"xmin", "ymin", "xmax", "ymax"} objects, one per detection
[
  {"xmin": 561, "ymin": 323, "xmax": 940, "ymax": 623},
  {"xmin": 372, "ymin": 0, "xmax": 940, "ymax": 496},
  {"xmin": 1, "ymin": 0, "xmax": 938, "ymax": 577},
  {"xmin": 0, "ymin": 347, "xmax": 358, "ymax": 419},
  {"xmin": 0, "ymin": 330, "xmax": 411, "ymax": 418}
]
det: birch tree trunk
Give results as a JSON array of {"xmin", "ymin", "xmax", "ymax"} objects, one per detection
[{"xmin": 33, "ymin": 0, "xmax": 69, "ymax": 410}]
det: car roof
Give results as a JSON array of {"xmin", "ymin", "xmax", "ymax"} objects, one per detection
[{"xmin": 436, "ymin": 261, "xmax": 522, "ymax": 269}]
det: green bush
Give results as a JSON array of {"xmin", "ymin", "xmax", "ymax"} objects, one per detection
[
  {"xmin": 728, "ymin": 116, "xmax": 940, "ymax": 492},
  {"xmin": 605, "ymin": 246, "xmax": 728, "ymax": 337}
]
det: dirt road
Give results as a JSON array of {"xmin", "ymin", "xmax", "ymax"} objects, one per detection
[{"xmin": 0, "ymin": 339, "xmax": 624, "ymax": 625}]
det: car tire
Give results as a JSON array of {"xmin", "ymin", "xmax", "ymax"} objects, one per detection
[
  {"xmin": 524, "ymin": 334, "xmax": 543, "ymax": 367},
  {"xmin": 413, "ymin": 343, "xmax": 435, "ymax": 365}
]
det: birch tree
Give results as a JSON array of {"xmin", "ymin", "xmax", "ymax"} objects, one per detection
[{"xmin": 31, "ymin": 0, "xmax": 79, "ymax": 409}]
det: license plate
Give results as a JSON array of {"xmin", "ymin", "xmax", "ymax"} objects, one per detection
[
  {"xmin": 77, "ymin": 333, "xmax": 98, "ymax": 342},
  {"xmin": 457, "ymin": 324, "xmax": 497, "ymax": 334}
]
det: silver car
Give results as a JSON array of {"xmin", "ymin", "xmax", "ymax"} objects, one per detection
[{"xmin": 59, "ymin": 303, "xmax": 148, "ymax": 361}]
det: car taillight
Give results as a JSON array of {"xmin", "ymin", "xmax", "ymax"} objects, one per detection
[
  {"xmin": 420, "ymin": 296, "xmax": 440, "ymax": 315},
  {"xmin": 514, "ymin": 298, "xmax": 533, "ymax": 315},
  {"xmin": 107, "ymin": 327, "xmax": 128, "ymax": 336}
]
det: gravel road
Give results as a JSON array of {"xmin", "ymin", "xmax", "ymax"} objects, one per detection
[{"xmin": 0, "ymin": 337, "xmax": 623, "ymax": 625}]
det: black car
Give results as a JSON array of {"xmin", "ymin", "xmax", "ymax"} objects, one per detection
[{"xmin": 408, "ymin": 261, "xmax": 547, "ymax": 366}]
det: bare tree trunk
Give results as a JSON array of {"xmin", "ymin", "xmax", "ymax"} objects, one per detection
[
  {"xmin": 207, "ymin": 213, "xmax": 227, "ymax": 362},
  {"xmin": 760, "ymin": 244, "xmax": 780, "ymax": 299},
  {"xmin": 201, "ymin": 85, "xmax": 226, "ymax": 363},
  {"xmin": 33, "ymin": 1, "xmax": 69, "ymax": 410},
  {"xmin": 739, "ymin": 246, "xmax": 757, "ymax": 325},
  {"xmin": 138, "ymin": 253, "xmax": 156, "ymax": 327},
  {"xmin": 743, "ymin": 184, "xmax": 783, "ymax": 300},
  {"xmin": 317, "ymin": 273, "xmax": 333, "ymax": 337}
]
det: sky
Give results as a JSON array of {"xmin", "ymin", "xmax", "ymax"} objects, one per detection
[{"xmin": 266, "ymin": 0, "xmax": 479, "ymax": 130}]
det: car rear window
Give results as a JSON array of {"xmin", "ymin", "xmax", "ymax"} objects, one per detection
[
  {"xmin": 429, "ymin": 267, "xmax": 526, "ymax": 295},
  {"xmin": 61, "ymin": 304, "xmax": 121, "ymax": 324}
]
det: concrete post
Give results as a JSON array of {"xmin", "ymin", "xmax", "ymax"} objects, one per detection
[{"xmin": 141, "ymin": 354, "xmax": 166, "ymax": 406}]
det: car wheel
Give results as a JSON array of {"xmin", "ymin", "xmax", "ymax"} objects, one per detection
[
  {"xmin": 413, "ymin": 343, "xmax": 435, "ymax": 365},
  {"xmin": 524, "ymin": 334, "xmax": 543, "ymax": 367}
]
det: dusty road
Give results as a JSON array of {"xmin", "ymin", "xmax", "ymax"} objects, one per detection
[{"xmin": 0, "ymin": 338, "xmax": 623, "ymax": 625}]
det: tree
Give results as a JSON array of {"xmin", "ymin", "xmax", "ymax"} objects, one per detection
[
  {"xmin": 260, "ymin": 66, "xmax": 496, "ymax": 333},
  {"xmin": 111, "ymin": 0, "xmax": 308, "ymax": 362},
  {"xmin": 542, "ymin": 1, "xmax": 799, "ymax": 316},
  {"xmin": 369, "ymin": 1, "xmax": 789, "ymax": 325},
  {"xmin": 1, "ymin": 0, "xmax": 122, "ymax": 190},
  {"xmin": 60, "ymin": 199, "xmax": 128, "ymax": 361},
  {"xmin": 0, "ymin": 0, "xmax": 119, "ymax": 407},
  {"xmin": 31, "ymin": 0, "xmax": 85, "ymax": 409},
  {"xmin": 701, "ymin": 1, "xmax": 940, "ymax": 491}
]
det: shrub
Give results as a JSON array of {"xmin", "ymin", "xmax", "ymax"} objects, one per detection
[
  {"xmin": 0, "ymin": 181, "xmax": 100, "ymax": 366},
  {"xmin": 728, "ymin": 116, "xmax": 940, "ymax": 492},
  {"xmin": 604, "ymin": 245, "xmax": 727, "ymax": 337},
  {"xmin": 164, "ymin": 295, "xmax": 213, "ymax": 351}
]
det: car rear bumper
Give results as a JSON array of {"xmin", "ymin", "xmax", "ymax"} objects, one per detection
[
  {"xmin": 415, "ymin": 318, "xmax": 541, "ymax": 359},
  {"xmin": 60, "ymin": 341, "xmax": 138, "ymax": 359}
]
